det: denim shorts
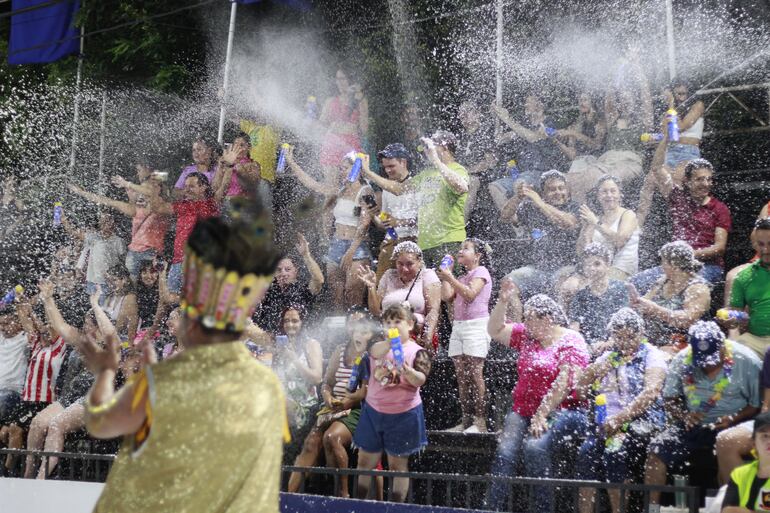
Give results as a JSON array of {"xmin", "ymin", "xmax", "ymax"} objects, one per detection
[
  {"xmin": 353, "ymin": 401, "xmax": 428, "ymax": 457},
  {"xmin": 325, "ymin": 238, "xmax": 372, "ymax": 266},
  {"xmin": 665, "ymin": 143, "xmax": 700, "ymax": 168},
  {"xmin": 649, "ymin": 424, "xmax": 717, "ymax": 469}
]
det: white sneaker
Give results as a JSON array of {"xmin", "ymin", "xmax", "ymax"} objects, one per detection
[{"xmin": 463, "ymin": 425, "xmax": 481, "ymax": 434}]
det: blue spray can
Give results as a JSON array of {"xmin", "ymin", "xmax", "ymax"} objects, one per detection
[
  {"xmin": 543, "ymin": 126, "xmax": 557, "ymax": 137},
  {"xmin": 53, "ymin": 202, "xmax": 63, "ymax": 226},
  {"xmin": 506, "ymin": 159, "xmax": 520, "ymax": 181},
  {"xmin": 346, "ymin": 153, "xmax": 365, "ymax": 183},
  {"xmin": 666, "ymin": 109, "xmax": 680, "ymax": 142},
  {"xmin": 0, "ymin": 285, "xmax": 23, "ymax": 308},
  {"xmin": 347, "ymin": 356, "xmax": 362, "ymax": 392},
  {"xmin": 388, "ymin": 328, "xmax": 404, "ymax": 369},
  {"xmin": 640, "ymin": 133, "xmax": 664, "ymax": 143},
  {"xmin": 276, "ymin": 143, "xmax": 290, "ymax": 174}
]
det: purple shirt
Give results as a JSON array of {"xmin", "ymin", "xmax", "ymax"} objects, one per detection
[
  {"xmin": 175, "ymin": 165, "xmax": 215, "ymax": 189},
  {"xmin": 453, "ymin": 266, "xmax": 492, "ymax": 321}
]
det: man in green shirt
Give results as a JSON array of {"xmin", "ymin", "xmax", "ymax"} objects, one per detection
[
  {"xmin": 362, "ymin": 130, "xmax": 469, "ymax": 267},
  {"xmin": 728, "ymin": 217, "xmax": 770, "ymax": 357}
]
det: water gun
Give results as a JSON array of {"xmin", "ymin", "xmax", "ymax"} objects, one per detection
[
  {"xmin": 275, "ymin": 143, "xmax": 290, "ymax": 175},
  {"xmin": 640, "ymin": 133, "xmax": 664, "ymax": 143},
  {"xmin": 506, "ymin": 159, "xmax": 520, "ymax": 181},
  {"xmin": 379, "ymin": 212, "xmax": 398, "ymax": 240},
  {"xmin": 388, "ymin": 328, "xmax": 404, "ymax": 369},
  {"xmin": 531, "ymin": 228, "xmax": 545, "ymax": 240},
  {"xmin": 53, "ymin": 202, "xmax": 63, "ymax": 226},
  {"xmin": 347, "ymin": 356, "xmax": 362, "ymax": 392},
  {"xmin": 716, "ymin": 309, "xmax": 749, "ymax": 322},
  {"xmin": 305, "ymin": 96, "xmax": 318, "ymax": 120},
  {"xmin": 346, "ymin": 153, "xmax": 365, "ymax": 183},
  {"xmin": 595, "ymin": 393, "xmax": 607, "ymax": 426},
  {"xmin": 0, "ymin": 285, "xmax": 24, "ymax": 308},
  {"xmin": 543, "ymin": 125, "xmax": 557, "ymax": 137},
  {"xmin": 439, "ymin": 254, "xmax": 454, "ymax": 271},
  {"xmin": 666, "ymin": 108, "xmax": 680, "ymax": 142}
]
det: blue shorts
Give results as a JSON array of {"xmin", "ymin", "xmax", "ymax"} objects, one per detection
[
  {"xmin": 325, "ymin": 238, "xmax": 372, "ymax": 266},
  {"xmin": 353, "ymin": 401, "xmax": 428, "ymax": 457},
  {"xmin": 665, "ymin": 143, "xmax": 700, "ymax": 168}
]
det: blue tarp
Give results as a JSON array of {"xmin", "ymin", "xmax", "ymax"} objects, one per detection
[{"xmin": 8, "ymin": 0, "xmax": 81, "ymax": 65}]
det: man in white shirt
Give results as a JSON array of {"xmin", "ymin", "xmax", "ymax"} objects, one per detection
[
  {"xmin": 0, "ymin": 304, "xmax": 28, "ymax": 424},
  {"xmin": 370, "ymin": 143, "xmax": 420, "ymax": 284}
]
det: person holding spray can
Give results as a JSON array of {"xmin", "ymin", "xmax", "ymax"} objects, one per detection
[{"xmin": 353, "ymin": 303, "xmax": 432, "ymax": 503}]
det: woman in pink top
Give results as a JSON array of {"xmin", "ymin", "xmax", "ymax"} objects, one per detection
[
  {"xmin": 438, "ymin": 238, "xmax": 493, "ymax": 433},
  {"xmin": 484, "ymin": 284, "xmax": 590, "ymax": 511},
  {"xmin": 319, "ymin": 68, "xmax": 368, "ymax": 187},
  {"xmin": 212, "ymin": 133, "xmax": 261, "ymax": 211},
  {"xmin": 67, "ymin": 180, "xmax": 169, "ymax": 280},
  {"xmin": 353, "ymin": 304, "xmax": 431, "ymax": 503},
  {"xmin": 358, "ymin": 241, "xmax": 441, "ymax": 350}
]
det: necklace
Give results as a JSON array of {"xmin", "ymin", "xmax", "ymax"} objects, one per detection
[{"xmin": 682, "ymin": 340, "xmax": 733, "ymax": 412}]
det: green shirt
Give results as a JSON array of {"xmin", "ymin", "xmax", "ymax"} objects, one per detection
[
  {"xmin": 730, "ymin": 261, "xmax": 770, "ymax": 337},
  {"xmin": 409, "ymin": 161, "xmax": 468, "ymax": 251}
]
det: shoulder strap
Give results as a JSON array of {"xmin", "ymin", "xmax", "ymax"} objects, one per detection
[{"xmin": 405, "ymin": 269, "xmax": 422, "ymax": 302}]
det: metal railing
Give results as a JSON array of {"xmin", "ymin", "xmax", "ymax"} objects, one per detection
[
  {"xmin": 1, "ymin": 449, "xmax": 701, "ymax": 513},
  {"xmin": 282, "ymin": 464, "xmax": 701, "ymax": 513},
  {"xmin": 0, "ymin": 448, "xmax": 115, "ymax": 482}
]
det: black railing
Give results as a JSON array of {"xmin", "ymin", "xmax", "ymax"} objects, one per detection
[
  {"xmin": 282, "ymin": 464, "xmax": 701, "ymax": 513},
  {"xmin": 1, "ymin": 449, "xmax": 700, "ymax": 513}
]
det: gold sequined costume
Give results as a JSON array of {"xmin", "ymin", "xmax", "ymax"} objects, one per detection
[{"xmin": 94, "ymin": 342, "xmax": 289, "ymax": 513}]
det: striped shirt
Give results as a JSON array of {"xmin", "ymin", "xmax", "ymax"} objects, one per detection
[
  {"xmin": 332, "ymin": 350, "xmax": 354, "ymax": 400},
  {"xmin": 22, "ymin": 335, "xmax": 66, "ymax": 403}
]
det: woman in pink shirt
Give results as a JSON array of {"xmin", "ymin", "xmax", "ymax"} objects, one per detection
[
  {"xmin": 68, "ymin": 179, "xmax": 169, "ymax": 280},
  {"xmin": 485, "ymin": 284, "xmax": 590, "ymax": 511},
  {"xmin": 438, "ymin": 238, "xmax": 493, "ymax": 433},
  {"xmin": 212, "ymin": 133, "xmax": 261, "ymax": 211},
  {"xmin": 353, "ymin": 304, "xmax": 431, "ymax": 503}
]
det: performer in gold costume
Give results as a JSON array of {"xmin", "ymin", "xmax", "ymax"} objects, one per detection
[{"xmin": 79, "ymin": 197, "xmax": 289, "ymax": 513}]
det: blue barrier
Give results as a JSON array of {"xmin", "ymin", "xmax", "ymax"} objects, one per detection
[{"xmin": 281, "ymin": 492, "xmax": 489, "ymax": 513}]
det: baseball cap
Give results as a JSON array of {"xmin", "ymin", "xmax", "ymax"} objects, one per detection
[
  {"xmin": 754, "ymin": 412, "xmax": 770, "ymax": 436},
  {"xmin": 377, "ymin": 143, "xmax": 411, "ymax": 161},
  {"xmin": 688, "ymin": 320, "xmax": 725, "ymax": 368}
]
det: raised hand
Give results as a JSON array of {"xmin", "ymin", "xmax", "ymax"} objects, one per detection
[
  {"xmin": 499, "ymin": 278, "xmax": 516, "ymax": 303},
  {"xmin": 80, "ymin": 332, "xmax": 120, "ymax": 375},
  {"xmin": 37, "ymin": 279, "xmax": 55, "ymax": 300},
  {"xmin": 295, "ymin": 233, "xmax": 310, "ymax": 257},
  {"xmin": 356, "ymin": 265, "xmax": 377, "ymax": 289},
  {"xmin": 579, "ymin": 204, "xmax": 599, "ymax": 225}
]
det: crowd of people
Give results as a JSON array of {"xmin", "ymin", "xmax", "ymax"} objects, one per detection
[{"xmin": 0, "ymin": 57, "xmax": 769, "ymax": 513}]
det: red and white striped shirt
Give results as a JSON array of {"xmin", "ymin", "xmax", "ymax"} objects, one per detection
[{"xmin": 22, "ymin": 335, "xmax": 66, "ymax": 403}]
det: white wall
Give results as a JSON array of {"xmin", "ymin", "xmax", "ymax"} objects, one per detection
[{"xmin": 0, "ymin": 478, "xmax": 103, "ymax": 513}]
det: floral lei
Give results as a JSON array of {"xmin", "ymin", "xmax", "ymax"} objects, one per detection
[
  {"xmin": 607, "ymin": 339, "xmax": 649, "ymax": 369},
  {"xmin": 682, "ymin": 340, "xmax": 733, "ymax": 412}
]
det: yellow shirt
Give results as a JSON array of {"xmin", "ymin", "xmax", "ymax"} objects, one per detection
[
  {"xmin": 240, "ymin": 120, "xmax": 281, "ymax": 183},
  {"xmin": 94, "ymin": 342, "xmax": 289, "ymax": 513}
]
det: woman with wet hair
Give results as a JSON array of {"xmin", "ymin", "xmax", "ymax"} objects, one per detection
[
  {"xmin": 287, "ymin": 312, "xmax": 377, "ymax": 497},
  {"xmin": 100, "ymin": 265, "xmax": 139, "ymax": 344},
  {"xmin": 628, "ymin": 241, "xmax": 711, "ymax": 355},
  {"xmin": 575, "ymin": 308, "xmax": 667, "ymax": 513},
  {"xmin": 485, "ymin": 287, "xmax": 590, "ymax": 511},
  {"xmin": 253, "ymin": 234, "xmax": 324, "ymax": 334},
  {"xmin": 285, "ymin": 147, "xmax": 373, "ymax": 311},
  {"xmin": 438, "ymin": 238, "xmax": 493, "ymax": 433},
  {"xmin": 173, "ymin": 137, "xmax": 217, "ymax": 200},
  {"xmin": 272, "ymin": 304, "xmax": 323, "ymax": 462},
  {"xmin": 357, "ymin": 241, "xmax": 441, "ymax": 349}
]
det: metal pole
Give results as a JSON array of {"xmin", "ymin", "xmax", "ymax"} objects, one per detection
[
  {"xmin": 495, "ymin": 0, "xmax": 503, "ymax": 108},
  {"xmin": 97, "ymin": 92, "xmax": 107, "ymax": 194},
  {"xmin": 217, "ymin": 0, "xmax": 238, "ymax": 144},
  {"xmin": 664, "ymin": 0, "xmax": 676, "ymax": 80},
  {"xmin": 68, "ymin": 23, "xmax": 86, "ymax": 173}
]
